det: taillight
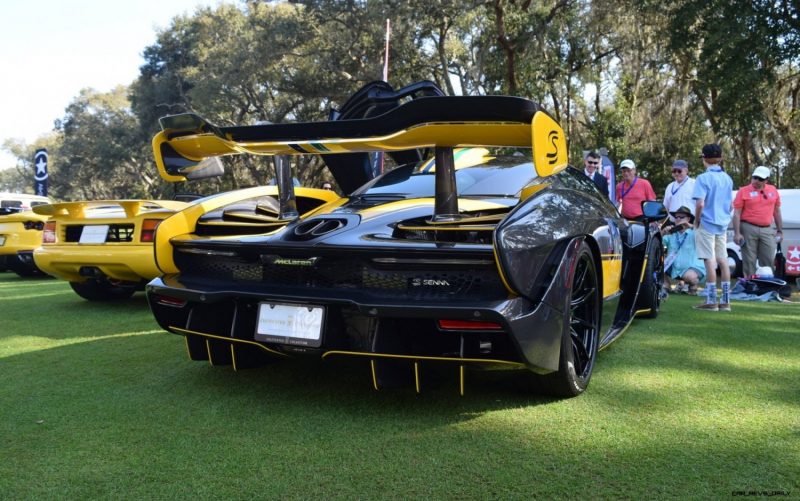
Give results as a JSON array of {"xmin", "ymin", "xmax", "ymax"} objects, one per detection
[
  {"xmin": 43, "ymin": 221, "xmax": 57, "ymax": 244},
  {"xmin": 153, "ymin": 294, "xmax": 187, "ymax": 308},
  {"xmin": 140, "ymin": 219, "xmax": 160, "ymax": 243},
  {"xmin": 437, "ymin": 320, "xmax": 503, "ymax": 331}
]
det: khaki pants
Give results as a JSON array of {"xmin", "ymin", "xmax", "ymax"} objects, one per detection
[{"xmin": 740, "ymin": 221, "xmax": 776, "ymax": 277}]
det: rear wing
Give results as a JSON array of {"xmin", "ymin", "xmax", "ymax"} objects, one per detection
[
  {"xmin": 33, "ymin": 200, "xmax": 189, "ymax": 219},
  {"xmin": 152, "ymin": 94, "xmax": 569, "ymax": 221}
]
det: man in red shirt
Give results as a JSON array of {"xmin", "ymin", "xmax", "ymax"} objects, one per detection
[
  {"xmin": 732, "ymin": 166, "xmax": 784, "ymax": 277},
  {"xmin": 615, "ymin": 159, "xmax": 656, "ymax": 220}
]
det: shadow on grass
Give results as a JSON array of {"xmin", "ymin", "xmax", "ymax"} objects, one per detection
[
  {"xmin": 1, "ymin": 328, "xmax": 557, "ymax": 420},
  {"xmin": 592, "ymin": 297, "xmax": 800, "ymax": 409}
]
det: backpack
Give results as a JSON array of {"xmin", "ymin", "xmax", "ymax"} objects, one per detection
[
  {"xmin": 774, "ymin": 243, "xmax": 787, "ymax": 280},
  {"xmin": 738, "ymin": 277, "xmax": 792, "ymax": 299}
]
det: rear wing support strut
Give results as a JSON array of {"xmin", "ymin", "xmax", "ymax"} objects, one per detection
[
  {"xmin": 433, "ymin": 147, "xmax": 458, "ymax": 222},
  {"xmin": 274, "ymin": 155, "xmax": 298, "ymax": 220}
]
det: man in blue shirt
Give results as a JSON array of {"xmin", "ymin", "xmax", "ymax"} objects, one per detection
[{"xmin": 692, "ymin": 143, "xmax": 734, "ymax": 311}]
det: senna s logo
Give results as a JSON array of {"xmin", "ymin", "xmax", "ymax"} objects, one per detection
[
  {"xmin": 546, "ymin": 130, "xmax": 560, "ymax": 166},
  {"xmin": 410, "ymin": 278, "xmax": 451, "ymax": 287},
  {"xmin": 261, "ymin": 255, "xmax": 319, "ymax": 267}
]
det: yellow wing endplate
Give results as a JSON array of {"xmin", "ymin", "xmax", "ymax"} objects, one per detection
[{"xmin": 531, "ymin": 111, "xmax": 568, "ymax": 177}]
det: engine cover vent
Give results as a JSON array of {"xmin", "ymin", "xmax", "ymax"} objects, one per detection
[{"xmin": 289, "ymin": 218, "xmax": 348, "ymax": 241}]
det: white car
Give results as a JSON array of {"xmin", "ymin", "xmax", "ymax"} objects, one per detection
[
  {"xmin": 726, "ymin": 188, "xmax": 800, "ymax": 278},
  {"xmin": 0, "ymin": 192, "xmax": 51, "ymax": 211}
]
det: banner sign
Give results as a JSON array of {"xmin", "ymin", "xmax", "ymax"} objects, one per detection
[
  {"xmin": 786, "ymin": 245, "xmax": 800, "ymax": 275},
  {"xmin": 34, "ymin": 148, "xmax": 48, "ymax": 196},
  {"xmin": 601, "ymin": 154, "xmax": 615, "ymax": 204}
]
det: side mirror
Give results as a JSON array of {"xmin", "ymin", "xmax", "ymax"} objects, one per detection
[
  {"xmin": 184, "ymin": 156, "xmax": 225, "ymax": 181},
  {"xmin": 641, "ymin": 201, "xmax": 668, "ymax": 222}
]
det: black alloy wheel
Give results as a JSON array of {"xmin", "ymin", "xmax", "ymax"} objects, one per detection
[{"xmin": 524, "ymin": 241, "xmax": 600, "ymax": 397}]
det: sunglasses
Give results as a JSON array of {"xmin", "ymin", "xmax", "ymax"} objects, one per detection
[
  {"xmin": 752, "ymin": 176, "xmax": 766, "ymax": 182},
  {"xmin": 671, "ymin": 169, "xmax": 684, "ymax": 173},
  {"xmin": 586, "ymin": 161, "xmax": 599, "ymax": 165},
  {"xmin": 674, "ymin": 215, "xmax": 689, "ymax": 220}
]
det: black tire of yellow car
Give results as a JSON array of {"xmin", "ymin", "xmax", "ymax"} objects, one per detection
[
  {"xmin": 522, "ymin": 241, "xmax": 600, "ymax": 398},
  {"xmin": 635, "ymin": 241, "xmax": 663, "ymax": 319},
  {"xmin": 7, "ymin": 256, "xmax": 44, "ymax": 277},
  {"xmin": 69, "ymin": 279, "xmax": 138, "ymax": 301}
]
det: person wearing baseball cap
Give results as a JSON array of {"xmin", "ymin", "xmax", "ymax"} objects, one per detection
[
  {"xmin": 615, "ymin": 159, "xmax": 656, "ymax": 221},
  {"xmin": 732, "ymin": 165, "xmax": 783, "ymax": 277},
  {"xmin": 662, "ymin": 205, "xmax": 705, "ymax": 295},
  {"xmin": 663, "ymin": 159, "xmax": 695, "ymax": 222},
  {"xmin": 692, "ymin": 143, "xmax": 734, "ymax": 311}
]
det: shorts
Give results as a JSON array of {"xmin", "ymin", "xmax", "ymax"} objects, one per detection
[{"xmin": 694, "ymin": 225, "xmax": 726, "ymax": 261}]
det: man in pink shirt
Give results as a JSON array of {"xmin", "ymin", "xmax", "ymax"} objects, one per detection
[
  {"xmin": 732, "ymin": 165, "xmax": 784, "ymax": 277},
  {"xmin": 615, "ymin": 159, "xmax": 656, "ymax": 220}
]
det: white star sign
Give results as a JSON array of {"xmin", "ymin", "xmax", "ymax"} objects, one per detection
[
  {"xmin": 788, "ymin": 246, "xmax": 800, "ymax": 261},
  {"xmin": 33, "ymin": 150, "xmax": 48, "ymax": 182}
]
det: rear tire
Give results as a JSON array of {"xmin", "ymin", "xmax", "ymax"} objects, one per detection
[
  {"xmin": 69, "ymin": 279, "xmax": 138, "ymax": 301},
  {"xmin": 7, "ymin": 256, "xmax": 44, "ymax": 277},
  {"xmin": 522, "ymin": 242, "xmax": 600, "ymax": 397}
]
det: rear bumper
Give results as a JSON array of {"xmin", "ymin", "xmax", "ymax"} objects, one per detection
[
  {"xmin": 0, "ymin": 230, "xmax": 42, "ymax": 256},
  {"xmin": 33, "ymin": 245, "xmax": 159, "ymax": 282},
  {"xmin": 146, "ymin": 270, "xmax": 568, "ymax": 373}
]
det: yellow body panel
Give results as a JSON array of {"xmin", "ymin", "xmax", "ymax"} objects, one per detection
[
  {"xmin": 0, "ymin": 211, "xmax": 48, "ymax": 256},
  {"xmin": 601, "ymin": 257, "xmax": 623, "ymax": 298},
  {"xmin": 32, "ymin": 200, "xmax": 189, "ymax": 283},
  {"xmin": 154, "ymin": 187, "xmax": 340, "ymax": 274},
  {"xmin": 34, "ymin": 244, "xmax": 161, "ymax": 282}
]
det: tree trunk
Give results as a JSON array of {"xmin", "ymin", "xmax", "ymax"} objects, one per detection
[{"xmin": 492, "ymin": 0, "xmax": 517, "ymax": 94}]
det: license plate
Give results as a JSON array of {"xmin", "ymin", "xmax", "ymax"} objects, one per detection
[
  {"xmin": 255, "ymin": 302, "xmax": 324, "ymax": 348},
  {"xmin": 79, "ymin": 225, "xmax": 109, "ymax": 244}
]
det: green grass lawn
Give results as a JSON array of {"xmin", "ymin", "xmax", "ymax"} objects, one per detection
[{"xmin": 1, "ymin": 273, "xmax": 798, "ymax": 499}]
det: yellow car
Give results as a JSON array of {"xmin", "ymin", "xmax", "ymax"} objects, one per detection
[
  {"xmin": 0, "ymin": 208, "xmax": 50, "ymax": 276},
  {"xmin": 33, "ymin": 200, "xmax": 189, "ymax": 300},
  {"xmin": 32, "ymin": 188, "xmax": 339, "ymax": 301}
]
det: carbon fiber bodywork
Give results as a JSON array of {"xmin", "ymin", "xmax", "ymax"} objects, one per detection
[{"xmin": 147, "ymin": 167, "xmax": 659, "ymax": 377}]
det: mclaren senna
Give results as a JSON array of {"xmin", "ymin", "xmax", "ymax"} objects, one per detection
[{"xmin": 145, "ymin": 82, "xmax": 666, "ymax": 397}]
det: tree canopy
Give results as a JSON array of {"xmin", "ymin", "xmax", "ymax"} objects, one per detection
[{"xmin": 2, "ymin": 0, "xmax": 799, "ymax": 198}]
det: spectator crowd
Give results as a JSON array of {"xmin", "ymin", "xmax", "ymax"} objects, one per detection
[{"xmin": 581, "ymin": 144, "xmax": 785, "ymax": 311}]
